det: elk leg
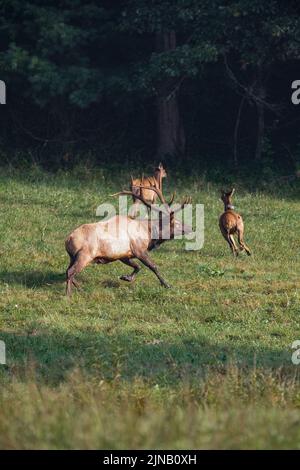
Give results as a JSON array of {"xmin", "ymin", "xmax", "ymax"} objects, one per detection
[
  {"xmin": 66, "ymin": 257, "xmax": 81, "ymax": 289},
  {"xmin": 120, "ymin": 258, "xmax": 141, "ymax": 282},
  {"xmin": 136, "ymin": 252, "xmax": 171, "ymax": 288},
  {"xmin": 72, "ymin": 278, "xmax": 81, "ymax": 288},
  {"xmin": 66, "ymin": 251, "xmax": 91, "ymax": 296},
  {"xmin": 229, "ymin": 234, "xmax": 239, "ymax": 257},
  {"xmin": 66, "ymin": 259, "xmax": 77, "ymax": 287},
  {"xmin": 237, "ymin": 229, "xmax": 251, "ymax": 256},
  {"xmin": 220, "ymin": 225, "xmax": 238, "ymax": 257}
]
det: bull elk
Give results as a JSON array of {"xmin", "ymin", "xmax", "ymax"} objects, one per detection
[
  {"xmin": 130, "ymin": 162, "xmax": 167, "ymax": 216},
  {"xmin": 65, "ymin": 186, "xmax": 192, "ymax": 296},
  {"xmin": 219, "ymin": 188, "xmax": 251, "ymax": 257}
]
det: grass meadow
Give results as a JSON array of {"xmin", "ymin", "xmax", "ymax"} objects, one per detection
[{"xmin": 0, "ymin": 166, "xmax": 300, "ymax": 449}]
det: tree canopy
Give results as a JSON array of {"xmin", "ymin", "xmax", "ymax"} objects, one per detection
[{"xmin": 0, "ymin": 0, "xmax": 300, "ymax": 174}]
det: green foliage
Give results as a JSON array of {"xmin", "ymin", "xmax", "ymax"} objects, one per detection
[
  {"xmin": 0, "ymin": 1, "xmax": 300, "ymax": 168},
  {"xmin": 0, "ymin": 1, "xmax": 116, "ymax": 106},
  {"xmin": 4, "ymin": 0, "xmax": 298, "ymax": 106}
]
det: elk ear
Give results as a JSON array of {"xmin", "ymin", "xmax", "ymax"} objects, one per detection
[
  {"xmin": 220, "ymin": 189, "xmax": 225, "ymax": 196},
  {"xmin": 229, "ymin": 188, "xmax": 235, "ymax": 196}
]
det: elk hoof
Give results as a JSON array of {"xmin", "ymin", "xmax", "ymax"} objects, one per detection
[
  {"xmin": 120, "ymin": 275, "xmax": 133, "ymax": 282},
  {"xmin": 72, "ymin": 279, "xmax": 81, "ymax": 289},
  {"xmin": 162, "ymin": 282, "xmax": 171, "ymax": 289}
]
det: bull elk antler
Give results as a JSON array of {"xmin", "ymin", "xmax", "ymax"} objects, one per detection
[
  {"xmin": 113, "ymin": 185, "xmax": 191, "ymax": 215},
  {"xmin": 136, "ymin": 186, "xmax": 191, "ymax": 213},
  {"xmin": 111, "ymin": 188, "xmax": 168, "ymax": 214},
  {"xmin": 135, "ymin": 185, "xmax": 175, "ymax": 208}
]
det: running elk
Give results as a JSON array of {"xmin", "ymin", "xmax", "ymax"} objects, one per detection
[
  {"xmin": 65, "ymin": 186, "xmax": 192, "ymax": 296},
  {"xmin": 219, "ymin": 188, "xmax": 251, "ymax": 257},
  {"xmin": 130, "ymin": 162, "xmax": 167, "ymax": 216}
]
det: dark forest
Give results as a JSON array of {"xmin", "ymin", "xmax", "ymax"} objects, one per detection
[{"xmin": 0, "ymin": 0, "xmax": 300, "ymax": 180}]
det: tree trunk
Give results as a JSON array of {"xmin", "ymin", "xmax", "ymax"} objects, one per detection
[
  {"xmin": 255, "ymin": 101, "xmax": 265, "ymax": 161},
  {"xmin": 233, "ymin": 95, "xmax": 245, "ymax": 167},
  {"xmin": 254, "ymin": 67, "xmax": 265, "ymax": 161},
  {"xmin": 156, "ymin": 32, "xmax": 185, "ymax": 159}
]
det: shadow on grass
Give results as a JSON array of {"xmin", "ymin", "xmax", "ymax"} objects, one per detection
[
  {"xmin": 0, "ymin": 327, "xmax": 294, "ymax": 386},
  {"xmin": 0, "ymin": 270, "xmax": 64, "ymax": 288},
  {"xmin": 100, "ymin": 279, "xmax": 121, "ymax": 288},
  {"xmin": 0, "ymin": 258, "xmax": 188, "ymax": 290}
]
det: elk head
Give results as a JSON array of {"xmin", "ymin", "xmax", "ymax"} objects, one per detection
[
  {"xmin": 221, "ymin": 188, "xmax": 235, "ymax": 211},
  {"xmin": 154, "ymin": 162, "xmax": 167, "ymax": 180},
  {"xmin": 113, "ymin": 185, "xmax": 192, "ymax": 241}
]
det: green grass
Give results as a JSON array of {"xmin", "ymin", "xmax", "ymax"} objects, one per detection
[{"xmin": 0, "ymin": 166, "xmax": 300, "ymax": 449}]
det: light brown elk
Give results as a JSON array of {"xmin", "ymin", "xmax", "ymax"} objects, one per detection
[
  {"xmin": 219, "ymin": 188, "xmax": 251, "ymax": 257},
  {"xmin": 130, "ymin": 162, "xmax": 167, "ymax": 216},
  {"xmin": 65, "ymin": 186, "xmax": 192, "ymax": 296}
]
